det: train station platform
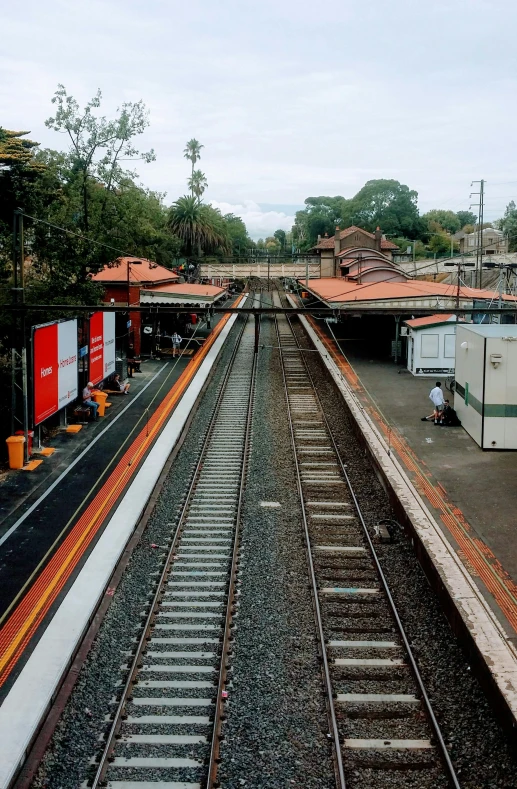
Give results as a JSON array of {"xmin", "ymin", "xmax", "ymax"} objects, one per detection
[{"xmin": 304, "ymin": 316, "xmax": 517, "ymax": 643}]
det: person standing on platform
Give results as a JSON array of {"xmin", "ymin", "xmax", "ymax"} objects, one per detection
[
  {"xmin": 172, "ymin": 331, "xmax": 182, "ymax": 358},
  {"xmin": 82, "ymin": 382, "xmax": 99, "ymax": 421},
  {"xmin": 429, "ymin": 381, "xmax": 445, "ymax": 425}
]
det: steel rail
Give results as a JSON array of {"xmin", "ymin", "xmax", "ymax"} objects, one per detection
[
  {"xmin": 284, "ymin": 309, "xmax": 462, "ymax": 789},
  {"xmin": 274, "ymin": 312, "xmax": 347, "ymax": 789},
  {"xmin": 90, "ymin": 305, "xmax": 253, "ymax": 789}
]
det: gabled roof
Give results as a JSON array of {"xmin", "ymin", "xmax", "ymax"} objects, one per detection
[
  {"xmin": 405, "ymin": 314, "xmax": 461, "ymax": 329},
  {"xmin": 92, "ymin": 257, "xmax": 179, "ymax": 284},
  {"xmin": 314, "ymin": 226, "xmax": 399, "ymax": 251}
]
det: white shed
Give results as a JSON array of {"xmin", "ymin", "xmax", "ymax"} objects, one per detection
[
  {"xmin": 455, "ymin": 324, "xmax": 517, "ymax": 450},
  {"xmin": 404, "ymin": 315, "xmax": 461, "ymax": 377}
]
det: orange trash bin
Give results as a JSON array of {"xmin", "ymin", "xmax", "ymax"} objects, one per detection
[
  {"xmin": 6, "ymin": 435, "xmax": 25, "ymax": 469},
  {"xmin": 91, "ymin": 390, "xmax": 108, "ymax": 417}
]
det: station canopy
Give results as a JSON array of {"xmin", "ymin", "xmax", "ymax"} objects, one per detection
[
  {"xmin": 140, "ymin": 282, "xmax": 228, "ymax": 307},
  {"xmin": 299, "ymin": 277, "xmax": 517, "ymax": 311}
]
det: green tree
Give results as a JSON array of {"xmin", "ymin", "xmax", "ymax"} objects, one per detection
[
  {"xmin": 428, "ymin": 231, "xmax": 457, "ymax": 256},
  {"xmin": 456, "ymin": 210, "xmax": 477, "ymax": 228},
  {"xmin": 499, "ymin": 201, "xmax": 517, "ymax": 252},
  {"xmin": 422, "ymin": 209, "xmax": 460, "ymax": 234},
  {"xmin": 223, "ymin": 213, "xmax": 254, "ymax": 255},
  {"xmin": 273, "ymin": 229, "xmax": 286, "ymax": 250},
  {"xmin": 183, "ymin": 139, "xmax": 203, "ymax": 196},
  {"xmin": 348, "ymin": 179, "xmax": 422, "ymax": 238},
  {"xmin": 45, "ymin": 85, "xmax": 155, "ymax": 232},
  {"xmin": 0, "ymin": 129, "xmax": 47, "ymax": 279},
  {"xmin": 292, "ymin": 197, "xmax": 345, "ymax": 250},
  {"xmin": 168, "ymin": 196, "xmax": 231, "ymax": 256},
  {"xmin": 188, "ymin": 169, "xmax": 208, "ymax": 201}
]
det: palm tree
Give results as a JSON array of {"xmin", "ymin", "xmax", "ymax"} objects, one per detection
[
  {"xmin": 183, "ymin": 139, "xmax": 203, "ymax": 196},
  {"xmin": 188, "ymin": 169, "xmax": 208, "ymax": 201},
  {"xmin": 168, "ymin": 196, "xmax": 231, "ymax": 257}
]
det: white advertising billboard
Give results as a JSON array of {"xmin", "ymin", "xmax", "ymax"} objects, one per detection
[{"xmin": 33, "ymin": 319, "xmax": 78, "ymax": 425}]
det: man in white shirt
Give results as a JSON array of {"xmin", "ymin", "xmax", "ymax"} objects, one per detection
[
  {"xmin": 82, "ymin": 382, "xmax": 99, "ymax": 421},
  {"xmin": 429, "ymin": 381, "xmax": 445, "ymax": 425}
]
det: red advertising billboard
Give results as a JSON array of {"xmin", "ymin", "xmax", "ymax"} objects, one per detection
[
  {"xmin": 89, "ymin": 311, "xmax": 104, "ymax": 385},
  {"xmin": 33, "ymin": 320, "xmax": 78, "ymax": 425},
  {"xmin": 89, "ymin": 312, "xmax": 116, "ymax": 384}
]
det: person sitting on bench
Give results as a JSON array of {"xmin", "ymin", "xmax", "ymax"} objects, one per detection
[
  {"xmin": 112, "ymin": 373, "xmax": 130, "ymax": 394},
  {"xmin": 82, "ymin": 382, "xmax": 99, "ymax": 421}
]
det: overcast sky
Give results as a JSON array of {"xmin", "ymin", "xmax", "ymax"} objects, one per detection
[{"xmin": 3, "ymin": 0, "xmax": 517, "ymax": 238}]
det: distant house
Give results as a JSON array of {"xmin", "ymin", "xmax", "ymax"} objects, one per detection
[
  {"xmin": 311, "ymin": 225, "xmax": 406, "ymax": 282},
  {"xmin": 453, "ymin": 227, "xmax": 508, "ymax": 255}
]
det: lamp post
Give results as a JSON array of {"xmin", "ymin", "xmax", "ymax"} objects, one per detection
[{"xmin": 127, "ymin": 259, "xmax": 143, "ymax": 306}]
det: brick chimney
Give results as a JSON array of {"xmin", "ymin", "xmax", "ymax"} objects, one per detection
[
  {"xmin": 317, "ymin": 234, "xmax": 321, "ymax": 244},
  {"xmin": 334, "ymin": 226, "xmax": 341, "ymax": 258},
  {"xmin": 374, "ymin": 226, "xmax": 382, "ymax": 252}
]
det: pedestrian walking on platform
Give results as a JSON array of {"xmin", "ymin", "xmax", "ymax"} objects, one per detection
[
  {"xmin": 428, "ymin": 381, "xmax": 445, "ymax": 425},
  {"xmin": 172, "ymin": 332, "xmax": 182, "ymax": 358}
]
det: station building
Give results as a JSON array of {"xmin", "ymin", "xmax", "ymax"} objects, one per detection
[
  {"xmin": 92, "ymin": 257, "xmax": 227, "ymax": 355},
  {"xmin": 299, "ymin": 258, "xmax": 517, "ymax": 361},
  {"xmin": 311, "ymin": 225, "xmax": 401, "ymax": 278},
  {"xmin": 404, "ymin": 314, "xmax": 463, "ymax": 377}
]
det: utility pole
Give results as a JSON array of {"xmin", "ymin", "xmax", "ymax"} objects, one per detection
[
  {"xmin": 470, "ymin": 179, "xmax": 485, "ymax": 289},
  {"xmin": 444, "ymin": 256, "xmax": 475, "ymax": 313},
  {"xmin": 11, "ymin": 208, "xmax": 30, "ymax": 464}
]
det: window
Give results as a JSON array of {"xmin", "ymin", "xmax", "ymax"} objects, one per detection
[
  {"xmin": 421, "ymin": 334, "xmax": 439, "ymax": 358},
  {"xmin": 444, "ymin": 334, "xmax": 455, "ymax": 358}
]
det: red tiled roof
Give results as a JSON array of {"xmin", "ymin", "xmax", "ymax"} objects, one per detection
[
  {"xmin": 405, "ymin": 314, "xmax": 457, "ymax": 328},
  {"xmin": 148, "ymin": 283, "xmax": 226, "ymax": 297},
  {"xmin": 313, "ymin": 226, "xmax": 398, "ymax": 251},
  {"xmin": 298, "ymin": 277, "xmax": 517, "ymax": 305},
  {"xmin": 92, "ymin": 257, "xmax": 179, "ymax": 284}
]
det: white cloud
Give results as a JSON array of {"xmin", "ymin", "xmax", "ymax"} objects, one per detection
[{"xmin": 211, "ymin": 200, "xmax": 294, "ymax": 240}]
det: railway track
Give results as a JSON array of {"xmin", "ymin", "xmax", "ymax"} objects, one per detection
[
  {"xmin": 275, "ymin": 306, "xmax": 461, "ymax": 789},
  {"xmin": 87, "ymin": 313, "xmax": 256, "ymax": 789}
]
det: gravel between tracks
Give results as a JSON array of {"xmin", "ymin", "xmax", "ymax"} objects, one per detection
[
  {"xmin": 218, "ymin": 314, "xmax": 334, "ymax": 789},
  {"xmin": 31, "ymin": 316, "xmax": 247, "ymax": 789},
  {"xmin": 292, "ymin": 316, "xmax": 517, "ymax": 789}
]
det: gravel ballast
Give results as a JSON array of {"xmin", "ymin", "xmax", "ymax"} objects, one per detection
[{"xmin": 218, "ymin": 312, "xmax": 334, "ymax": 788}]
